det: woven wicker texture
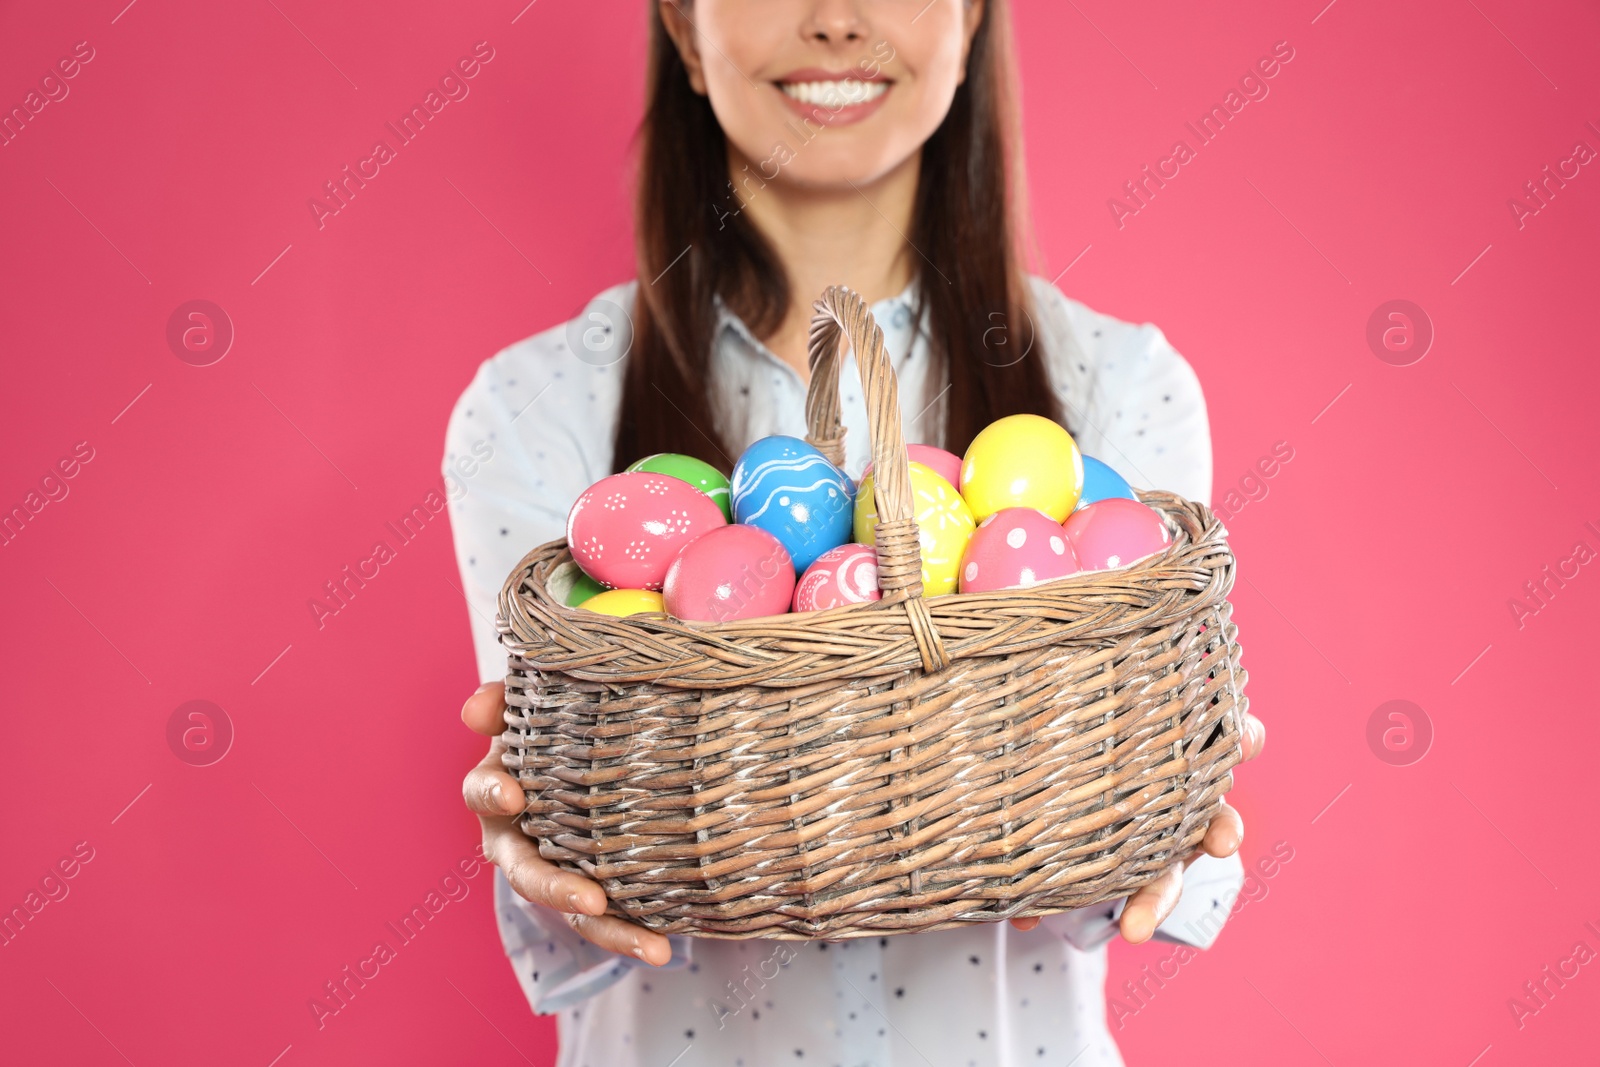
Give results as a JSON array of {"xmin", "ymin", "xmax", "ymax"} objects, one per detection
[{"xmin": 497, "ymin": 286, "xmax": 1248, "ymax": 939}]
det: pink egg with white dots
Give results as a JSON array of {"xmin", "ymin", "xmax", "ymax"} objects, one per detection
[
  {"xmin": 566, "ymin": 472, "xmax": 726, "ymax": 591},
  {"xmin": 1063, "ymin": 497, "xmax": 1172, "ymax": 572},
  {"xmin": 792, "ymin": 543, "xmax": 882, "ymax": 612},
  {"xmin": 958, "ymin": 507, "xmax": 1082, "ymax": 593}
]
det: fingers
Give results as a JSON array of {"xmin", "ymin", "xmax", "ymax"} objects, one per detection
[
  {"xmin": 1239, "ymin": 712, "xmax": 1265, "ymax": 762},
  {"xmin": 1009, "ymin": 916, "xmax": 1041, "ymax": 931},
  {"xmin": 1201, "ymin": 800, "xmax": 1244, "ymax": 859},
  {"xmin": 463, "ymin": 752, "xmax": 526, "ymax": 818},
  {"xmin": 1117, "ymin": 712, "xmax": 1255, "ymax": 944},
  {"xmin": 1125, "ymin": 800, "xmax": 1244, "ymax": 948},
  {"xmin": 564, "ymin": 911, "xmax": 674, "ymax": 967},
  {"xmin": 484, "ymin": 821, "xmax": 609, "ymax": 917},
  {"xmin": 461, "ymin": 679, "xmax": 671, "ymax": 967},
  {"xmin": 462, "ymin": 681, "xmax": 508, "ymax": 736},
  {"xmin": 482, "ymin": 823, "xmax": 674, "ymax": 966},
  {"xmin": 1119, "ymin": 863, "xmax": 1184, "ymax": 944}
]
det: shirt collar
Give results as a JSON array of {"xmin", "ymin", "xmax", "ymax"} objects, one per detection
[{"xmin": 712, "ymin": 280, "xmax": 921, "ymax": 370}]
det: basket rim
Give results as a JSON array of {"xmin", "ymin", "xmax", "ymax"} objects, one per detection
[{"xmin": 497, "ymin": 488, "xmax": 1235, "ymax": 690}]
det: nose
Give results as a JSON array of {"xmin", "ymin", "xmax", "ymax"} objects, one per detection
[{"xmin": 803, "ymin": 0, "xmax": 869, "ymax": 44}]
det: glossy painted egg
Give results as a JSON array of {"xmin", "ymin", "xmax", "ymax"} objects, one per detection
[
  {"xmin": 1074, "ymin": 456, "xmax": 1138, "ymax": 512},
  {"xmin": 792, "ymin": 543, "xmax": 882, "ymax": 612},
  {"xmin": 626, "ymin": 453, "xmax": 732, "ymax": 521},
  {"xmin": 959, "ymin": 414, "xmax": 1084, "ymax": 522},
  {"xmin": 566, "ymin": 472, "xmax": 727, "ymax": 591},
  {"xmin": 959, "ymin": 507, "xmax": 1082, "ymax": 593},
  {"xmin": 729, "ymin": 435, "xmax": 854, "ymax": 573},
  {"xmin": 1063, "ymin": 498, "xmax": 1172, "ymax": 571},
  {"xmin": 861, "ymin": 444, "xmax": 963, "ymax": 494},
  {"xmin": 581, "ymin": 589, "xmax": 666, "ymax": 617},
  {"xmin": 663, "ymin": 524, "xmax": 795, "ymax": 622},
  {"xmin": 853, "ymin": 461, "xmax": 976, "ymax": 596},
  {"xmin": 564, "ymin": 569, "xmax": 607, "ymax": 607}
]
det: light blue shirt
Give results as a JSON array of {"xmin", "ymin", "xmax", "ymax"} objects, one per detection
[{"xmin": 443, "ymin": 277, "xmax": 1239, "ymax": 1067}]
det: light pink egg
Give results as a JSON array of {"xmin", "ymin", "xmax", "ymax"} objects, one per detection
[
  {"xmin": 663, "ymin": 524, "xmax": 794, "ymax": 622},
  {"xmin": 958, "ymin": 507, "xmax": 1081, "ymax": 593},
  {"xmin": 792, "ymin": 543, "xmax": 882, "ymax": 612},
  {"xmin": 567, "ymin": 472, "xmax": 726, "ymax": 591},
  {"xmin": 1063, "ymin": 497, "xmax": 1172, "ymax": 571},
  {"xmin": 860, "ymin": 444, "xmax": 963, "ymax": 493}
]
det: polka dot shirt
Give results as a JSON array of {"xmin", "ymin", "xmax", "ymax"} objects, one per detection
[{"xmin": 443, "ymin": 277, "xmax": 1241, "ymax": 1067}]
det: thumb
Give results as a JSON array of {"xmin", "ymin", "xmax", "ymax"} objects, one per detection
[{"xmin": 462, "ymin": 681, "xmax": 507, "ymax": 736}]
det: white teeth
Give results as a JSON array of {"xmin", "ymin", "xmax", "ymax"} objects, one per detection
[{"xmin": 779, "ymin": 79, "xmax": 888, "ymax": 109}]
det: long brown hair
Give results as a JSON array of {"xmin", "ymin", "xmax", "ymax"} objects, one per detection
[{"xmin": 613, "ymin": 0, "xmax": 1060, "ymax": 474}]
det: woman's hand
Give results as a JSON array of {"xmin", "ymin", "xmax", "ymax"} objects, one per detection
[
  {"xmin": 1010, "ymin": 710, "xmax": 1266, "ymax": 941},
  {"xmin": 461, "ymin": 681, "xmax": 673, "ymax": 966}
]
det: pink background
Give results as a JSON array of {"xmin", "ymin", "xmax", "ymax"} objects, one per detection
[{"xmin": 2, "ymin": 0, "xmax": 1597, "ymax": 1064}]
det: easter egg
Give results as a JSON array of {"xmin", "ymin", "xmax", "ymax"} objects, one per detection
[
  {"xmin": 626, "ymin": 453, "xmax": 732, "ymax": 521},
  {"xmin": 729, "ymin": 436, "xmax": 854, "ymax": 573},
  {"xmin": 581, "ymin": 589, "xmax": 666, "ymax": 617},
  {"xmin": 663, "ymin": 524, "xmax": 795, "ymax": 622},
  {"xmin": 1064, "ymin": 498, "xmax": 1172, "ymax": 571},
  {"xmin": 959, "ymin": 414, "xmax": 1084, "ymax": 522},
  {"xmin": 862, "ymin": 444, "xmax": 963, "ymax": 494},
  {"xmin": 959, "ymin": 507, "xmax": 1082, "ymax": 593},
  {"xmin": 793, "ymin": 543, "xmax": 882, "ymax": 613},
  {"xmin": 564, "ymin": 570, "xmax": 607, "ymax": 607},
  {"xmin": 566, "ymin": 472, "xmax": 726, "ymax": 591},
  {"xmin": 853, "ymin": 461, "xmax": 976, "ymax": 596},
  {"xmin": 1074, "ymin": 456, "xmax": 1138, "ymax": 512}
]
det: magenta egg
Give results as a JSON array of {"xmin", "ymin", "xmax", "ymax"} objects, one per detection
[
  {"xmin": 792, "ymin": 543, "xmax": 882, "ymax": 612},
  {"xmin": 663, "ymin": 524, "xmax": 795, "ymax": 622},
  {"xmin": 861, "ymin": 444, "xmax": 963, "ymax": 493},
  {"xmin": 1063, "ymin": 498, "xmax": 1172, "ymax": 572},
  {"xmin": 566, "ymin": 472, "xmax": 727, "ymax": 591},
  {"xmin": 958, "ymin": 507, "xmax": 1081, "ymax": 593}
]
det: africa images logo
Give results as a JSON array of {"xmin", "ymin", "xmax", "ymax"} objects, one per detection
[{"xmin": 1106, "ymin": 40, "xmax": 1297, "ymax": 228}]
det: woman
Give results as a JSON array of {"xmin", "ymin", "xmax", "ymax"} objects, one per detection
[{"xmin": 448, "ymin": 1, "xmax": 1266, "ymax": 1063}]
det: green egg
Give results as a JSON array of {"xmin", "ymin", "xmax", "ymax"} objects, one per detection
[
  {"xmin": 624, "ymin": 453, "xmax": 732, "ymax": 521},
  {"xmin": 565, "ymin": 570, "xmax": 607, "ymax": 607}
]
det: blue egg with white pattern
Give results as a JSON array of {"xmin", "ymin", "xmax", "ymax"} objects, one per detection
[
  {"xmin": 729, "ymin": 435, "xmax": 855, "ymax": 573},
  {"xmin": 1074, "ymin": 456, "xmax": 1139, "ymax": 512}
]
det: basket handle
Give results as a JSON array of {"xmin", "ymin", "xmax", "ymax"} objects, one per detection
[{"xmin": 805, "ymin": 285, "xmax": 949, "ymax": 674}]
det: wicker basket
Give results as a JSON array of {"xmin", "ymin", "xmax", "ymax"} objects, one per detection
[{"xmin": 496, "ymin": 285, "xmax": 1248, "ymax": 940}]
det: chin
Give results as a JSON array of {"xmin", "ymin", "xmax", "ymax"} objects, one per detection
[{"xmin": 771, "ymin": 141, "xmax": 914, "ymax": 191}]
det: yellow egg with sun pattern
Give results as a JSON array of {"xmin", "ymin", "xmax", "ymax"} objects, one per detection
[{"xmin": 852, "ymin": 462, "xmax": 976, "ymax": 596}]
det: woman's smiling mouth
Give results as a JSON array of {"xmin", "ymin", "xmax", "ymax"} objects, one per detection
[
  {"xmin": 774, "ymin": 69, "xmax": 893, "ymax": 125},
  {"xmin": 778, "ymin": 79, "xmax": 889, "ymax": 107}
]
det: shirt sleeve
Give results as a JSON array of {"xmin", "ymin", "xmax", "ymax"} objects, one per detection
[
  {"xmin": 443, "ymin": 313, "xmax": 698, "ymax": 1015},
  {"xmin": 1029, "ymin": 277, "xmax": 1242, "ymax": 950},
  {"xmin": 1029, "ymin": 277, "xmax": 1213, "ymax": 506},
  {"xmin": 442, "ymin": 332, "xmax": 614, "ymax": 684},
  {"xmin": 1040, "ymin": 853, "xmax": 1246, "ymax": 951},
  {"xmin": 494, "ymin": 869, "xmax": 696, "ymax": 1015}
]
